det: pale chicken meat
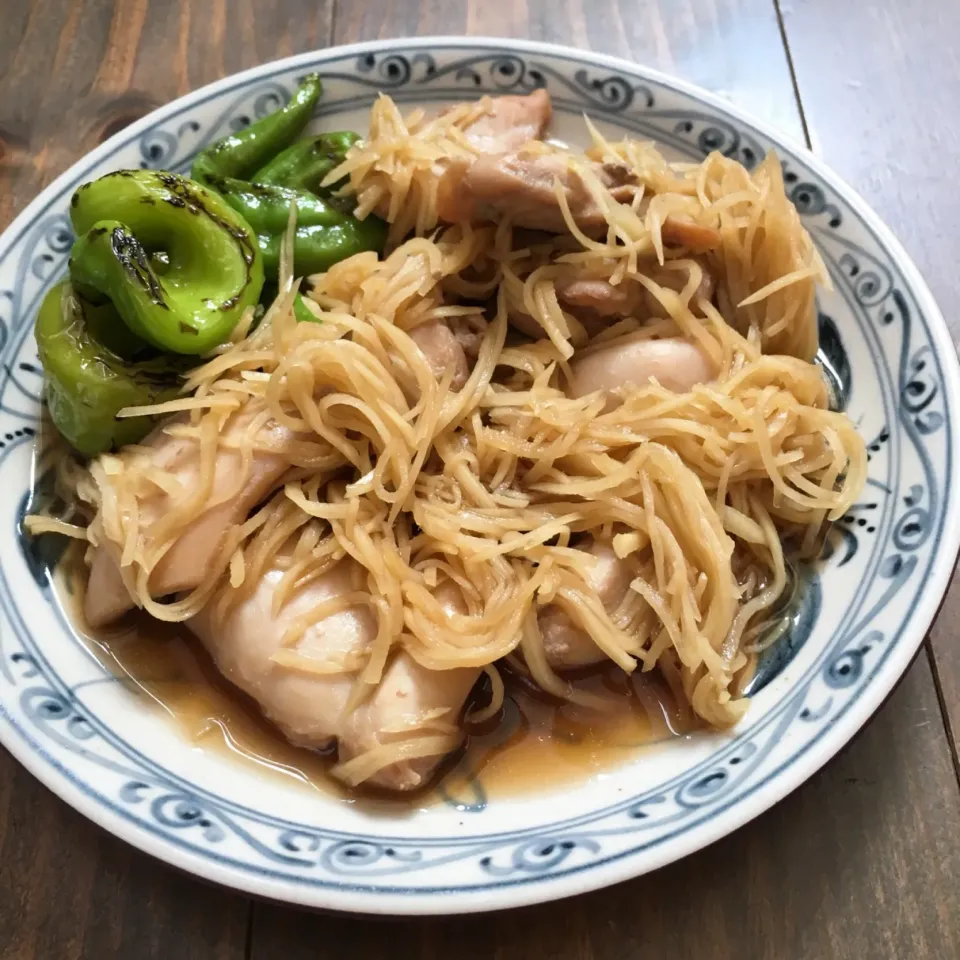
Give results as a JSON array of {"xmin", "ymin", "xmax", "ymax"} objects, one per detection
[
  {"xmin": 189, "ymin": 559, "xmax": 479, "ymax": 791},
  {"xmin": 540, "ymin": 539, "xmax": 635, "ymax": 668},
  {"xmin": 660, "ymin": 215, "xmax": 722, "ymax": 252},
  {"xmin": 435, "ymin": 90, "xmax": 719, "ymax": 243},
  {"xmin": 511, "ymin": 262, "xmax": 716, "ymax": 341},
  {"xmin": 556, "ymin": 278, "xmax": 637, "ymax": 319},
  {"xmin": 408, "ymin": 319, "xmax": 470, "ymax": 390},
  {"xmin": 458, "ymin": 88, "xmax": 552, "ymax": 153},
  {"xmin": 435, "ymin": 147, "xmax": 724, "ymax": 245},
  {"xmin": 556, "ymin": 260, "xmax": 716, "ymax": 321},
  {"xmin": 338, "ymin": 652, "xmax": 478, "ymax": 788},
  {"xmin": 568, "ymin": 334, "xmax": 714, "ymax": 404},
  {"xmin": 370, "ymin": 91, "xmax": 552, "ymax": 227},
  {"xmin": 437, "ymin": 152, "xmax": 639, "ymax": 234},
  {"xmin": 447, "ymin": 313, "xmax": 488, "ymax": 361},
  {"xmin": 84, "ymin": 409, "xmax": 295, "ymax": 628}
]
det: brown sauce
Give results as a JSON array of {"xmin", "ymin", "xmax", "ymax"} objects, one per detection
[
  {"xmin": 56, "ymin": 547, "xmax": 697, "ymax": 806},
  {"xmin": 438, "ymin": 662, "xmax": 698, "ymax": 805}
]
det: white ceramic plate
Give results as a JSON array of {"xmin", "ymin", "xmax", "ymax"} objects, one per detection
[{"xmin": 0, "ymin": 37, "xmax": 957, "ymax": 915}]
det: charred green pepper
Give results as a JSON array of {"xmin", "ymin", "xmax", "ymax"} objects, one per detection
[
  {"xmin": 191, "ymin": 74, "xmax": 323, "ymax": 186},
  {"xmin": 257, "ymin": 221, "xmax": 387, "ymax": 277},
  {"xmin": 191, "ymin": 75, "xmax": 386, "ymax": 283},
  {"xmin": 69, "ymin": 170, "xmax": 264, "ymax": 354},
  {"xmin": 200, "ymin": 176, "xmax": 350, "ymax": 235},
  {"xmin": 202, "ymin": 176, "xmax": 387, "ymax": 276},
  {"xmin": 36, "ymin": 281, "xmax": 189, "ymax": 455},
  {"xmin": 250, "ymin": 131, "xmax": 361, "ymax": 194}
]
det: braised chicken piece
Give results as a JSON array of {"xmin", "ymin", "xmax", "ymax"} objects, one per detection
[
  {"xmin": 437, "ymin": 152, "xmax": 639, "ymax": 234},
  {"xmin": 408, "ymin": 319, "xmax": 470, "ymax": 390},
  {"xmin": 457, "ymin": 88, "xmax": 552, "ymax": 153},
  {"xmin": 436, "ymin": 91, "xmax": 720, "ymax": 247},
  {"xmin": 190, "ymin": 559, "xmax": 479, "ymax": 791},
  {"xmin": 568, "ymin": 334, "xmax": 714, "ymax": 405},
  {"xmin": 556, "ymin": 260, "xmax": 715, "ymax": 321},
  {"xmin": 540, "ymin": 538, "xmax": 637, "ymax": 668},
  {"xmin": 660, "ymin": 215, "xmax": 721, "ymax": 252},
  {"xmin": 436, "ymin": 149, "xmax": 722, "ymax": 250},
  {"xmin": 85, "ymin": 409, "xmax": 296, "ymax": 628},
  {"xmin": 85, "ymin": 311, "xmax": 480, "ymax": 632},
  {"xmin": 556, "ymin": 278, "xmax": 638, "ymax": 318}
]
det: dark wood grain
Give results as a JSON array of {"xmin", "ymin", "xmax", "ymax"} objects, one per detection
[
  {"xmin": 2, "ymin": 1, "xmax": 960, "ymax": 958},
  {"xmin": 334, "ymin": 0, "xmax": 807, "ymax": 143},
  {"xmin": 778, "ymin": 0, "xmax": 960, "ymax": 799},
  {"xmin": 0, "ymin": 0, "xmax": 334, "ymax": 230},
  {"xmin": 0, "ymin": 748, "xmax": 250, "ymax": 960}
]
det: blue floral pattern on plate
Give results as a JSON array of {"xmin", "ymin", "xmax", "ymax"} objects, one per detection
[{"xmin": 0, "ymin": 39, "xmax": 956, "ymax": 914}]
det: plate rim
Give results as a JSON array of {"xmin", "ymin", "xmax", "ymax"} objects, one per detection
[{"xmin": 1, "ymin": 34, "xmax": 959, "ymax": 916}]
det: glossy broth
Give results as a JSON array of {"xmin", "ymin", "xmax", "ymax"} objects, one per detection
[{"xmin": 56, "ymin": 547, "xmax": 698, "ymax": 806}]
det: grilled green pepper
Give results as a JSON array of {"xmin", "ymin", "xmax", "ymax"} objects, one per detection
[
  {"xmin": 257, "ymin": 221, "xmax": 387, "ymax": 277},
  {"xmin": 69, "ymin": 170, "xmax": 263, "ymax": 355},
  {"xmin": 199, "ymin": 176, "xmax": 350, "ymax": 235},
  {"xmin": 200, "ymin": 176, "xmax": 386, "ymax": 276},
  {"xmin": 36, "ymin": 281, "xmax": 188, "ymax": 455},
  {"xmin": 190, "ymin": 75, "xmax": 386, "ymax": 283},
  {"xmin": 191, "ymin": 74, "xmax": 322, "ymax": 186},
  {"xmin": 251, "ymin": 132, "xmax": 361, "ymax": 194}
]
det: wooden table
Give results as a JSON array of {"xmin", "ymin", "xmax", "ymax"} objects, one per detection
[{"xmin": 2, "ymin": 1, "xmax": 960, "ymax": 956}]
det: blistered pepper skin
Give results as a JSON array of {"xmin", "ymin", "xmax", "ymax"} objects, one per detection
[
  {"xmin": 258, "ymin": 220, "xmax": 388, "ymax": 278},
  {"xmin": 69, "ymin": 170, "xmax": 264, "ymax": 355},
  {"xmin": 202, "ymin": 177, "xmax": 351, "ymax": 235},
  {"xmin": 251, "ymin": 132, "xmax": 361, "ymax": 194},
  {"xmin": 191, "ymin": 74, "xmax": 322, "ymax": 185},
  {"xmin": 201, "ymin": 175, "xmax": 387, "ymax": 279},
  {"xmin": 35, "ymin": 282, "xmax": 187, "ymax": 455},
  {"xmin": 188, "ymin": 75, "xmax": 386, "ymax": 284}
]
